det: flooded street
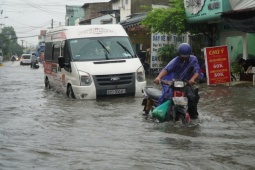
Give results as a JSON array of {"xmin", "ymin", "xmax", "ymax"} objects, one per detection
[{"xmin": 1, "ymin": 61, "xmax": 255, "ymax": 170}]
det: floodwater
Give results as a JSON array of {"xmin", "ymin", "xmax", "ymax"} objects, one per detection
[{"xmin": 0, "ymin": 61, "xmax": 255, "ymax": 170}]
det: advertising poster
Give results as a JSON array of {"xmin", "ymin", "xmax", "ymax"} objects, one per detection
[
  {"xmin": 150, "ymin": 33, "xmax": 169, "ymax": 69},
  {"xmin": 150, "ymin": 33, "xmax": 184, "ymax": 69},
  {"xmin": 204, "ymin": 45, "xmax": 231, "ymax": 85}
]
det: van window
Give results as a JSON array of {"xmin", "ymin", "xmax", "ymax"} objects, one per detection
[
  {"xmin": 53, "ymin": 43, "xmax": 60, "ymax": 63},
  {"xmin": 68, "ymin": 36, "xmax": 135, "ymax": 61},
  {"xmin": 44, "ymin": 42, "xmax": 53, "ymax": 61},
  {"xmin": 62, "ymin": 40, "xmax": 71, "ymax": 63}
]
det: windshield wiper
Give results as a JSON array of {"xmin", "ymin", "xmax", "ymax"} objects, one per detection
[
  {"xmin": 98, "ymin": 40, "xmax": 110, "ymax": 60},
  {"xmin": 117, "ymin": 41, "xmax": 133, "ymax": 58}
]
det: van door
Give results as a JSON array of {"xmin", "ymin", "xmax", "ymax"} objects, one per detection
[
  {"xmin": 52, "ymin": 43, "xmax": 62, "ymax": 92},
  {"xmin": 58, "ymin": 40, "xmax": 73, "ymax": 95}
]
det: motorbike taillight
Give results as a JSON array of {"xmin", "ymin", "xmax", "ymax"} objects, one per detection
[{"xmin": 174, "ymin": 91, "xmax": 184, "ymax": 97}]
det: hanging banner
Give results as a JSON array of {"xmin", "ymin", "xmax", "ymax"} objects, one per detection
[{"xmin": 204, "ymin": 45, "xmax": 231, "ymax": 85}]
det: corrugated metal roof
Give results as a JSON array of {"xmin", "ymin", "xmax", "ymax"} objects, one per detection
[{"xmin": 120, "ymin": 13, "xmax": 146, "ymax": 28}]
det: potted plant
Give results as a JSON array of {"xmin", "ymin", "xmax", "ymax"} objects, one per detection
[
  {"xmin": 157, "ymin": 44, "xmax": 177, "ymax": 65},
  {"xmin": 231, "ymin": 61, "xmax": 243, "ymax": 81}
]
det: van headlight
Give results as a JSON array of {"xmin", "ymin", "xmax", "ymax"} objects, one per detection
[
  {"xmin": 79, "ymin": 71, "xmax": 92, "ymax": 86},
  {"xmin": 137, "ymin": 66, "xmax": 145, "ymax": 82}
]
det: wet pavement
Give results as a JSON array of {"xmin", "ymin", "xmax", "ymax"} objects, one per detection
[{"xmin": 0, "ymin": 61, "xmax": 255, "ymax": 170}]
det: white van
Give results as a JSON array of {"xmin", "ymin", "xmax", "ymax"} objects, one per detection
[{"xmin": 44, "ymin": 25, "xmax": 146, "ymax": 99}]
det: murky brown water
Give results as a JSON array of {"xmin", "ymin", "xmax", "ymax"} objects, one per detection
[{"xmin": 1, "ymin": 61, "xmax": 255, "ymax": 170}]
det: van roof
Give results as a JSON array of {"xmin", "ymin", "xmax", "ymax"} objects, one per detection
[{"xmin": 46, "ymin": 25, "xmax": 128, "ymax": 42}]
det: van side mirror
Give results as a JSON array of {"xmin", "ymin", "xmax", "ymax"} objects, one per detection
[{"xmin": 58, "ymin": 56, "xmax": 65, "ymax": 68}]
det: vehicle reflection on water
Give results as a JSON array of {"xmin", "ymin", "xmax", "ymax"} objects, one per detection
[{"xmin": 0, "ymin": 62, "xmax": 255, "ymax": 170}]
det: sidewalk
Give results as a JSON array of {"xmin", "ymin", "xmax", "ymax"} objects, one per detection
[{"xmin": 229, "ymin": 80, "xmax": 254, "ymax": 86}]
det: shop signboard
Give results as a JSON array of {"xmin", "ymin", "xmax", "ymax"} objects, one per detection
[
  {"xmin": 204, "ymin": 45, "xmax": 231, "ymax": 85},
  {"xmin": 150, "ymin": 33, "xmax": 185, "ymax": 69},
  {"xmin": 150, "ymin": 33, "xmax": 170, "ymax": 69},
  {"xmin": 184, "ymin": 0, "xmax": 231, "ymax": 23}
]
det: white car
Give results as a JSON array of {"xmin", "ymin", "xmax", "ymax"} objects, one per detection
[{"xmin": 20, "ymin": 54, "xmax": 32, "ymax": 65}]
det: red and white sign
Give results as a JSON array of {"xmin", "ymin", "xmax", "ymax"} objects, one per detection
[{"xmin": 204, "ymin": 45, "xmax": 231, "ymax": 85}]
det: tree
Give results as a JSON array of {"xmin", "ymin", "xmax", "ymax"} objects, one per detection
[
  {"xmin": 0, "ymin": 26, "xmax": 23, "ymax": 58},
  {"xmin": 141, "ymin": 0, "xmax": 186, "ymax": 63},
  {"xmin": 141, "ymin": 0, "xmax": 218, "ymax": 46},
  {"xmin": 157, "ymin": 44, "xmax": 177, "ymax": 65},
  {"xmin": 141, "ymin": 0, "xmax": 186, "ymax": 35},
  {"xmin": 0, "ymin": 28, "xmax": 11, "ymax": 57}
]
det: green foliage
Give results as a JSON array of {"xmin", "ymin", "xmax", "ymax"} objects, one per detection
[
  {"xmin": 141, "ymin": 0, "xmax": 218, "ymax": 46},
  {"xmin": 0, "ymin": 26, "xmax": 23, "ymax": 57},
  {"xmin": 0, "ymin": 32, "xmax": 11, "ymax": 56},
  {"xmin": 157, "ymin": 44, "xmax": 177, "ymax": 65},
  {"xmin": 141, "ymin": 0, "xmax": 187, "ymax": 35},
  {"xmin": 231, "ymin": 61, "xmax": 243, "ymax": 74}
]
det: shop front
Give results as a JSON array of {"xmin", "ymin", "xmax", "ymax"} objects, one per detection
[
  {"xmin": 184, "ymin": 0, "xmax": 255, "ymax": 81},
  {"xmin": 185, "ymin": 0, "xmax": 255, "ymax": 62}
]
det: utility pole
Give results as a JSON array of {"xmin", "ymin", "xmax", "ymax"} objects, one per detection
[
  {"xmin": 51, "ymin": 19, "xmax": 53, "ymax": 29},
  {"xmin": 21, "ymin": 40, "xmax": 24, "ymax": 48}
]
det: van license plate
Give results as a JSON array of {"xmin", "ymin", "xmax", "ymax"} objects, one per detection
[{"xmin": 106, "ymin": 89, "xmax": 126, "ymax": 95}]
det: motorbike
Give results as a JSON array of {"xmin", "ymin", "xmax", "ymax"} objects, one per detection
[
  {"xmin": 11, "ymin": 56, "xmax": 16, "ymax": 62},
  {"xmin": 141, "ymin": 66, "xmax": 197, "ymax": 126},
  {"xmin": 31, "ymin": 61, "xmax": 39, "ymax": 69}
]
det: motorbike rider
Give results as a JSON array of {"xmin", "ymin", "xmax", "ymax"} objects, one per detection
[
  {"xmin": 30, "ymin": 54, "xmax": 37, "ymax": 68},
  {"xmin": 11, "ymin": 55, "xmax": 16, "ymax": 61},
  {"xmin": 153, "ymin": 43, "xmax": 203, "ymax": 119}
]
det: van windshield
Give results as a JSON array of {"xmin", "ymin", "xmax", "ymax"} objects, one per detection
[{"xmin": 68, "ymin": 37, "xmax": 135, "ymax": 61}]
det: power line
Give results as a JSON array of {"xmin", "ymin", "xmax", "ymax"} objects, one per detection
[{"xmin": 1, "ymin": 0, "xmax": 85, "ymax": 45}]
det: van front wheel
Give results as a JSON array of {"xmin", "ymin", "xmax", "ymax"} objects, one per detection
[{"xmin": 67, "ymin": 85, "xmax": 75, "ymax": 99}]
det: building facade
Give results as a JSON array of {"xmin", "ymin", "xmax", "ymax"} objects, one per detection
[
  {"xmin": 65, "ymin": 5, "xmax": 84, "ymax": 26},
  {"xmin": 184, "ymin": 0, "xmax": 255, "ymax": 62}
]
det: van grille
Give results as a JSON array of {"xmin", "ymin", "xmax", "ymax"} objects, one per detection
[{"xmin": 94, "ymin": 73, "xmax": 134, "ymax": 86}]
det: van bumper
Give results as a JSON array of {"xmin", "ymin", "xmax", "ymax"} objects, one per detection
[
  {"xmin": 72, "ymin": 85, "xmax": 97, "ymax": 100},
  {"xmin": 72, "ymin": 81, "xmax": 146, "ymax": 100}
]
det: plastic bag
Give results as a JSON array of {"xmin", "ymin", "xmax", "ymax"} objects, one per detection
[{"xmin": 152, "ymin": 100, "xmax": 171, "ymax": 122}]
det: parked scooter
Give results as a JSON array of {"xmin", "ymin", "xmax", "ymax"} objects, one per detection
[{"xmin": 142, "ymin": 67, "xmax": 196, "ymax": 125}]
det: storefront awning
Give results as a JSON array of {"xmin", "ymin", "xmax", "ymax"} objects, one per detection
[
  {"xmin": 120, "ymin": 13, "xmax": 146, "ymax": 28},
  {"xmin": 221, "ymin": 7, "xmax": 255, "ymax": 33}
]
